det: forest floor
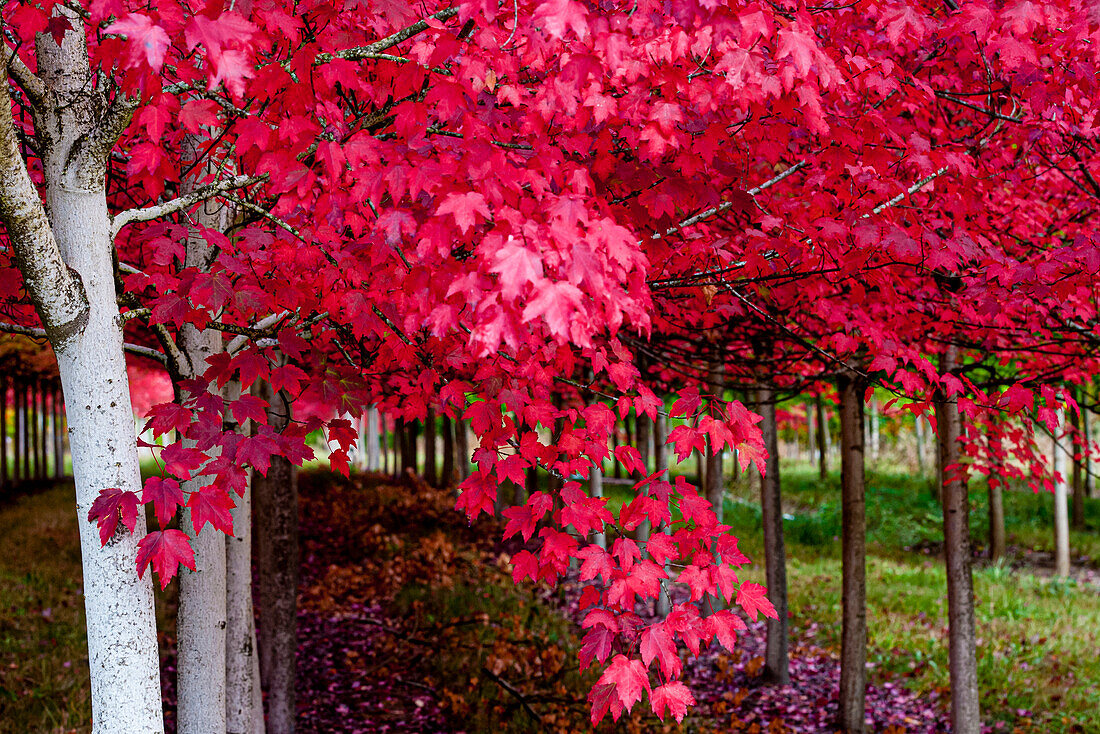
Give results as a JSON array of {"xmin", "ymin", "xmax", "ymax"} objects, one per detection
[{"xmin": 2, "ymin": 467, "xmax": 1099, "ymax": 732}]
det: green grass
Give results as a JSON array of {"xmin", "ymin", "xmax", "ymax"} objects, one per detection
[
  {"xmin": 606, "ymin": 461, "xmax": 1100, "ymax": 732},
  {"xmin": 0, "ymin": 484, "xmax": 91, "ymax": 733}
]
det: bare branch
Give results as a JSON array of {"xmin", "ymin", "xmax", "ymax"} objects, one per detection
[
  {"xmin": 654, "ymin": 160, "xmax": 809, "ymax": 240},
  {"xmin": 111, "ymin": 174, "xmax": 266, "ymax": 238},
  {"xmin": 226, "ymin": 310, "xmax": 291, "ymax": 354},
  {"xmin": 0, "ymin": 320, "xmax": 47, "ymax": 339},
  {"xmin": 124, "ymin": 342, "xmax": 167, "ymax": 364},
  {"xmin": 2, "ymin": 43, "xmax": 47, "ymax": 108},
  {"xmin": 316, "ymin": 8, "xmax": 459, "ymax": 64}
]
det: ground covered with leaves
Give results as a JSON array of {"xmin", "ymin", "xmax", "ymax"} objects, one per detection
[{"xmin": 4, "ymin": 471, "xmax": 1098, "ymax": 732}]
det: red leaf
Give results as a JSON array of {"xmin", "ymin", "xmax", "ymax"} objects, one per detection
[
  {"xmin": 136, "ymin": 529, "xmax": 196, "ymax": 589},
  {"xmin": 105, "ymin": 14, "xmax": 170, "ymax": 69},
  {"xmin": 579, "ymin": 626, "xmax": 615, "ymax": 670},
  {"xmin": 87, "ymin": 488, "xmax": 140, "ymax": 545},
  {"xmin": 511, "ymin": 550, "xmax": 539, "ymax": 583},
  {"xmin": 437, "ymin": 191, "xmax": 490, "ymax": 234},
  {"xmin": 640, "ymin": 622, "xmax": 679, "ymax": 678},
  {"xmin": 650, "ymin": 681, "xmax": 694, "ymax": 723},
  {"xmin": 736, "ymin": 581, "xmax": 778, "ymax": 621},
  {"xmin": 142, "ymin": 476, "xmax": 184, "ymax": 527},
  {"xmin": 186, "ymin": 485, "xmax": 235, "ymax": 535},
  {"xmin": 596, "ymin": 654, "xmax": 649, "ymax": 712}
]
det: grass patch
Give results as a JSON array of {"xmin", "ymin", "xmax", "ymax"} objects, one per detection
[
  {"xmin": 605, "ymin": 461, "xmax": 1100, "ymax": 732},
  {"xmin": 0, "ymin": 484, "xmax": 90, "ymax": 733}
]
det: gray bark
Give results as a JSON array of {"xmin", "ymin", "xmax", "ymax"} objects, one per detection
[
  {"xmin": 935, "ymin": 345, "xmax": 981, "ymax": 734},
  {"xmin": 1053, "ymin": 407, "xmax": 1071, "ymax": 578},
  {"xmin": 757, "ymin": 387, "xmax": 788, "ymax": 685},
  {"xmin": 837, "ymin": 369, "xmax": 866, "ymax": 733},
  {"xmin": 253, "ymin": 377, "xmax": 298, "ymax": 734}
]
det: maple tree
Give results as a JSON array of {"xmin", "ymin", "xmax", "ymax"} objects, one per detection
[{"xmin": 2, "ymin": 0, "xmax": 1100, "ymax": 731}]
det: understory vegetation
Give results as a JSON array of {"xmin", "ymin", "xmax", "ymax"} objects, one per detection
[{"xmin": 2, "ymin": 468, "xmax": 1097, "ymax": 732}]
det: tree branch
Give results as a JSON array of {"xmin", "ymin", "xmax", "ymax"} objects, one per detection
[
  {"xmin": 0, "ymin": 80, "xmax": 88, "ymax": 349},
  {"xmin": 316, "ymin": 8, "xmax": 459, "ymax": 64},
  {"xmin": 110, "ymin": 174, "xmax": 266, "ymax": 238},
  {"xmin": 2, "ymin": 43, "xmax": 47, "ymax": 108},
  {"xmin": 0, "ymin": 320, "xmax": 163, "ymax": 364}
]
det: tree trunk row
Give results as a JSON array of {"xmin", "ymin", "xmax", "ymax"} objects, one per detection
[{"xmin": 0, "ymin": 376, "xmax": 68, "ymax": 491}]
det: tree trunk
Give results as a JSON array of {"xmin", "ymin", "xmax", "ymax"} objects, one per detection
[
  {"xmin": 253, "ymin": 377, "xmax": 299, "ymax": 734},
  {"xmin": 1071, "ymin": 395, "xmax": 1084, "ymax": 529},
  {"xmin": 1053, "ymin": 407, "xmax": 1071, "ymax": 578},
  {"xmin": 0, "ymin": 376, "xmax": 7, "ymax": 492},
  {"xmin": 935, "ymin": 345, "xmax": 981, "ymax": 734},
  {"xmin": 988, "ymin": 428, "xmax": 1006, "ymax": 562},
  {"xmin": 224, "ymin": 381, "xmax": 265, "ymax": 734},
  {"xmin": 635, "ymin": 412, "xmax": 652, "ymax": 550},
  {"xmin": 54, "ymin": 384, "xmax": 65, "ymax": 479},
  {"xmin": 0, "ymin": 24, "xmax": 164, "ymax": 729},
  {"xmin": 837, "ymin": 368, "xmax": 867, "ymax": 733},
  {"xmin": 757, "ymin": 386, "xmax": 789, "ymax": 685},
  {"xmin": 1082, "ymin": 398, "xmax": 1093, "ymax": 498},
  {"xmin": 175, "ymin": 145, "xmax": 230, "ymax": 734},
  {"xmin": 915, "ymin": 414, "xmax": 926, "ymax": 476},
  {"xmin": 366, "ymin": 406, "xmax": 381, "ymax": 471},
  {"xmin": 395, "ymin": 418, "xmax": 406, "ymax": 476},
  {"xmin": 456, "ymin": 418, "xmax": 470, "ymax": 482},
  {"xmin": 653, "ymin": 410, "xmax": 672, "ymax": 617},
  {"xmin": 15, "ymin": 380, "xmax": 24, "ymax": 482},
  {"xmin": 441, "ymin": 415, "xmax": 454, "ymax": 487},
  {"xmin": 425, "ymin": 407, "xmax": 437, "ymax": 487},
  {"xmin": 30, "ymin": 380, "xmax": 40, "ymax": 480},
  {"xmin": 703, "ymin": 382, "xmax": 725, "ymax": 616}
]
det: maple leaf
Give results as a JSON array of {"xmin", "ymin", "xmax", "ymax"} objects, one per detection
[
  {"xmin": 511, "ymin": 550, "xmax": 539, "ymax": 583},
  {"xmin": 437, "ymin": 192, "xmax": 490, "ymax": 234},
  {"xmin": 105, "ymin": 14, "xmax": 170, "ymax": 70},
  {"xmin": 87, "ymin": 488, "xmax": 140, "ymax": 545},
  {"xmin": 704, "ymin": 610, "xmax": 747, "ymax": 651},
  {"xmin": 668, "ymin": 424, "xmax": 705, "ymax": 462},
  {"xmin": 596, "ymin": 654, "xmax": 649, "ymax": 713},
  {"xmin": 490, "ymin": 238, "xmax": 544, "ymax": 300},
  {"xmin": 650, "ymin": 681, "xmax": 694, "ymax": 723},
  {"xmin": 137, "ymin": 529, "xmax": 196, "ymax": 590},
  {"xmin": 186, "ymin": 485, "xmax": 235, "ymax": 535},
  {"xmin": 640, "ymin": 623, "xmax": 679, "ymax": 678},
  {"xmin": 576, "ymin": 545, "xmax": 615, "ymax": 582},
  {"xmin": 142, "ymin": 476, "xmax": 184, "ymax": 527},
  {"xmin": 580, "ymin": 626, "xmax": 616, "ymax": 670},
  {"xmin": 736, "ymin": 581, "xmax": 778, "ymax": 621},
  {"xmin": 521, "ymin": 281, "xmax": 583, "ymax": 339}
]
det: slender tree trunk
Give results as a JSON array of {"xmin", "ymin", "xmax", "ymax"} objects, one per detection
[
  {"xmin": 935, "ymin": 345, "xmax": 981, "ymax": 734},
  {"xmin": 395, "ymin": 418, "xmax": 406, "ymax": 476},
  {"xmin": 382, "ymin": 415, "xmax": 391, "ymax": 476},
  {"xmin": 253, "ymin": 377, "xmax": 299, "ymax": 734},
  {"xmin": 635, "ymin": 412, "xmax": 652, "ymax": 549},
  {"xmin": 366, "ymin": 406, "xmax": 381, "ymax": 471},
  {"xmin": 441, "ymin": 415, "xmax": 454, "ymax": 487},
  {"xmin": 175, "ymin": 146, "xmax": 230, "ymax": 734},
  {"xmin": 590, "ymin": 461, "xmax": 606, "ymax": 550},
  {"xmin": 456, "ymin": 418, "xmax": 470, "ymax": 481},
  {"xmin": 1071, "ymin": 395, "xmax": 1084, "ymax": 529},
  {"xmin": 1082, "ymin": 399, "xmax": 1093, "ymax": 498},
  {"xmin": 14, "ymin": 380, "xmax": 24, "ymax": 482},
  {"xmin": 654, "ymin": 410, "xmax": 672, "ymax": 617},
  {"xmin": 53, "ymin": 384, "xmax": 65, "ymax": 479},
  {"xmin": 425, "ymin": 407, "xmax": 437, "ymax": 487},
  {"xmin": 0, "ymin": 375, "xmax": 7, "ymax": 492},
  {"xmin": 915, "ymin": 414, "xmax": 926, "ymax": 476},
  {"xmin": 837, "ymin": 368, "xmax": 867, "ymax": 733},
  {"xmin": 224, "ymin": 380, "xmax": 265, "ymax": 734},
  {"xmin": 0, "ymin": 23, "xmax": 165, "ymax": 728},
  {"xmin": 1053, "ymin": 407, "xmax": 1071, "ymax": 578},
  {"xmin": 703, "ymin": 376, "xmax": 725, "ymax": 616},
  {"xmin": 757, "ymin": 386, "xmax": 789, "ymax": 685},
  {"xmin": 988, "ymin": 427, "xmax": 1006, "ymax": 562},
  {"xmin": 30, "ymin": 380, "xmax": 40, "ymax": 480}
]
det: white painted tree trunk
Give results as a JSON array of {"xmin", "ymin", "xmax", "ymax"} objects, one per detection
[
  {"xmin": 0, "ymin": 23, "xmax": 164, "ymax": 733},
  {"xmin": 365, "ymin": 406, "xmax": 380, "ymax": 470},
  {"xmin": 654, "ymin": 410, "xmax": 672, "ymax": 618},
  {"xmin": 53, "ymin": 189, "xmax": 165, "ymax": 734},
  {"xmin": 176, "ymin": 151, "xmax": 229, "ymax": 734},
  {"xmin": 1053, "ymin": 408, "xmax": 1071, "ymax": 578}
]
